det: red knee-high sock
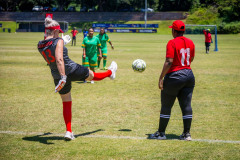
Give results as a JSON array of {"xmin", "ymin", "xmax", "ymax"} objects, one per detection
[
  {"xmin": 92, "ymin": 70, "xmax": 112, "ymax": 81},
  {"xmin": 63, "ymin": 101, "xmax": 72, "ymax": 132}
]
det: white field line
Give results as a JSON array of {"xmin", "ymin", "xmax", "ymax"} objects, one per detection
[{"xmin": 1, "ymin": 130, "xmax": 240, "ymax": 144}]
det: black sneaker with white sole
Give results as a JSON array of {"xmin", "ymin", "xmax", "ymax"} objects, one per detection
[
  {"xmin": 150, "ymin": 131, "xmax": 166, "ymax": 140},
  {"xmin": 179, "ymin": 132, "xmax": 192, "ymax": 141}
]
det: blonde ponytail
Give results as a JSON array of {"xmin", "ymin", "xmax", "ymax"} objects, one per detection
[{"xmin": 45, "ymin": 17, "xmax": 60, "ymax": 36}]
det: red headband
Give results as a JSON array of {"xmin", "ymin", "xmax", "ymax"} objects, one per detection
[{"xmin": 45, "ymin": 25, "xmax": 64, "ymax": 33}]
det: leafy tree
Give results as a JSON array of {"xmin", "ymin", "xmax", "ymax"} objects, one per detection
[
  {"xmin": 18, "ymin": 0, "xmax": 35, "ymax": 11},
  {"xmin": 158, "ymin": 0, "xmax": 197, "ymax": 11},
  {"xmin": 131, "ymin": 0, "xmax": 157, "ymax": 11},
  {"xmin": 217, "ymin": 0, "xmax": 240, "ymax": 22},
  {"xmin": 97, "ymin": 0, "xmax": 106, "ymax": 12},
  {"xmin": 33, "ymin": 0, "xmax": 55, "ymax": 7},
  {"xmin": 187, "ymin": 7, "xmax": 219, "ymax": 24},
  {"xmin": 79, "ymin": 0, "xmax": 98, "ymax": 10},
  {"xmin": 54, "ymin": 0, "xmax": 73, "ymax": 11},
  {"xmin": 190, "ymin": 0, "xmax": 240, "ymax": 22},
  {"xmin": 0, "ymin": 0, "xmax": 19, "ymax": 11}
]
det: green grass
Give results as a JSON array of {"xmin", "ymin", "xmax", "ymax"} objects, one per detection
[{"xmin": 0, "ymin": 32, "xmax": 240, "ymax": 159}]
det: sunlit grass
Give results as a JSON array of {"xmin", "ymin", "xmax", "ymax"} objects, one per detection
[{"xmin": 0, "ymin": 32, "xmax": 239, "ymax": 159}]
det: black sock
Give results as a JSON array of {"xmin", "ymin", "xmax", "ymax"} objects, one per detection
[
  {"xmin": 183, "ymin": 116, "xmax": 192, "ymax": 133},
  {"xmin": 158, "ymin": 114, "xmax": 170, "ymax": 133}
]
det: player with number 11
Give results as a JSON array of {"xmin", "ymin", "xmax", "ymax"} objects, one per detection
[{"xmin": 151, "ymin": 20, "xmax": 195, "ymax": 141}]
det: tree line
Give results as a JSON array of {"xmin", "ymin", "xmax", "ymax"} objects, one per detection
[
  {"xmin": 0, "ymin": 0, "xmax": 222, "ymax": 12},
  {"xmin": 1, "ymin": 0, "xmax": 239, "ymax": 33}
]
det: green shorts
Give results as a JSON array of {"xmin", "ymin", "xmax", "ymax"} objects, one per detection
[
  {"xmin": 82, "ymin": 54, "xmax": 98, "ymax": 68},
  {"xmin": 98, "ymin": 49, "xmax": 108, "ymax": 57}
]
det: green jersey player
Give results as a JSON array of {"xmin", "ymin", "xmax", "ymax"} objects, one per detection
[
  {"xmin": 82, "ymin": 28, "xmax": 102, "ymax": 83},
  {"xmin": 96, "ymin": 28, "xmax": 114, "ymax": 70}
]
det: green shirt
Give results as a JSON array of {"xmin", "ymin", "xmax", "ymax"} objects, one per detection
[
  {"xmin": 96, "ymin": 33, "xmax": 110, "ymax": 50},
  {"xmin": 82, "ymin": 36, "xmax": 101, "ymax": 56}
]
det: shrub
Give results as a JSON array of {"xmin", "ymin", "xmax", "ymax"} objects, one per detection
[
  {"xmin": 218, "ymin": 21, "xmax": 240, "ymax": 34},
  {"xmin": 186, "ymin": 7, "xmax": 219, "ymax": 25},
  {"xmin": 187, "ymin": 7, "xmax": 240, "ymax": 34}
]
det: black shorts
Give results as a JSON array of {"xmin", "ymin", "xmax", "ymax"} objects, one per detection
[
  {"xmin": 205, "ymin": 42, "xmax": 210, "ymax": 47},
  {"xmin": 162, "ymin": 69, "xmax": 195, "ymax": 96},
  {"xmin": 72, "ymin": 36, "xmax": 76, "ymax": 40},
  {"xmin": 161, "ymin": 69, "xmax": 195, "ymax": 110},
  {"xmin": 54, "ymin": 64, "xmax": 89, "ymax": 95}
]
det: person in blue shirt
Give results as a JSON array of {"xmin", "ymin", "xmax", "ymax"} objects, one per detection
[{"xmin": 83, "ymin": 28, "xmax": 88, "ymax": 39}]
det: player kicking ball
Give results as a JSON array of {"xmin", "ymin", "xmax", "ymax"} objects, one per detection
[
  {"xmin": 150, "ymin": 20, "xmax": 195, "ymax": 141},
  {"xmin": 37, "ymin": 18, "xmax": 117, "ymax": 140}
]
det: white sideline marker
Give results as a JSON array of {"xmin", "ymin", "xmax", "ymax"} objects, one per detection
[{"xmin": 0, "ymin": 130, "xmax": 240, "ymax": 144}]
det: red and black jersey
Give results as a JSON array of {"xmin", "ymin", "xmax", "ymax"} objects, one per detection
[
  {"xmin": 37, "ymin": 37, "xmax": 78, "ymax": 79},
  {"xmin": 166, "ymin": 36, "xmax": 195, "ymax": 74}
]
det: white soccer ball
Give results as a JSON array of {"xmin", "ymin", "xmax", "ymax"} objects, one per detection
[{"xmin": 132, "ymin": 59, "xmax": 146, "ymax": 72}]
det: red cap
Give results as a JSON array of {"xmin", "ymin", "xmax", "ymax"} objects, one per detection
[
  {"xmin": 45, "ymin": 25, "xmax": 64, "ymax": 33},
  {"xmin": 169, "ymin": 20, "xmax": 185, "ymax": 31}
]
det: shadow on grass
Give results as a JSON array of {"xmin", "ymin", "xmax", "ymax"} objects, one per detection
[
  {"xmin": 118, "ymin": 129, "xmax": 132, "ymax": 132},
  {"xmin": 75, "ymin": 129, "xmax": 104, "ymax": 138},
  {"xmin": 22, "ymin": 129, "xmax": 103, "ymax": 145},
  {"xmin": 22, "ymin": 132, "xmax": 62, "ymax": 145},
  {"xmin": 146, "ymin": 133, "xmax": 179, "ymax": 140},
  {"xmin": 75, "ymin": 81, "xmax": 87, "ymax": 84}
]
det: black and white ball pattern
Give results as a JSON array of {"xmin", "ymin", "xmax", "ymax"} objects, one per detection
[{"xmin": 132, "ymin": 59, "xmax": 146, "ymax": 72}]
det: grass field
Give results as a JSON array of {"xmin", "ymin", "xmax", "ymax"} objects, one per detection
[{"xmin": 0, "ymin": 32, "xmax": 240, "ymax": 159}]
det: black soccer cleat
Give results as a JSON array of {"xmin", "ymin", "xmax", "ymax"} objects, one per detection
[
  {"xmin": 150, "ymin": 131, "xmax": 167, "ymax": 140},
  {"xmin": 179, "ymin": 132, "xmax": 192, "ymax": 141}
]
